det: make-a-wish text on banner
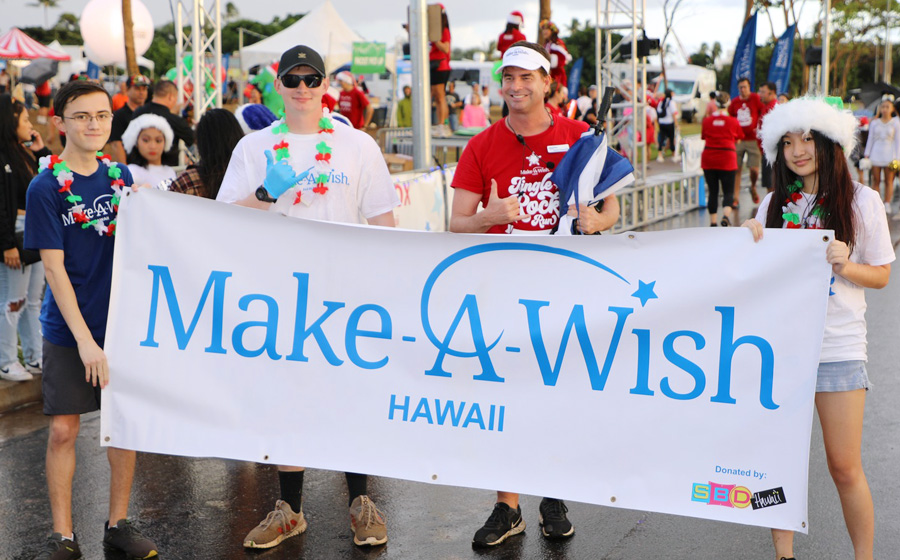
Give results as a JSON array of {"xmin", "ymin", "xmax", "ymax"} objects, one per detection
[{"xmin": 102, "ymin": 189, "xmax": 832, "ymax": 532}]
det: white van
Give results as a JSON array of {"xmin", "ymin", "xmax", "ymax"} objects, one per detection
[{"xmin": 650, "ymin": 65, "xmax": 717, "ymax": 123}]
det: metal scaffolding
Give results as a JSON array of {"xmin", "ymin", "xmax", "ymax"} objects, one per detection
[
  {"xmin": 175, "ymin": 0, "xmax": 223, "ymax": 123},
  {"xmin": 596, "ymin": 0, "xmax": 649, "ymax": 182}
]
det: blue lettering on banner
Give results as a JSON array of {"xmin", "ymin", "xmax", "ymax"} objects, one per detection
[
  {"xmin": 388, "ymin": 394, "xmax": 505, "ymax": 431},
  {"xmin": 137, "ymin": 241, "xmax": 780, "ymax": 410}
]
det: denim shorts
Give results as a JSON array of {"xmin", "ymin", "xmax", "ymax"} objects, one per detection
[{"xmin": 817, "ymin": 360, "xmax": 870, "ymax": 393}]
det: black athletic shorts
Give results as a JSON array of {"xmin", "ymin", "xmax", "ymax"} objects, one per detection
[
  {"xmin": 42, "ymin": 338, "xmax": 102, "ymax": 415},
  {"xmin": 430, "ymin": 60, "xmax": 450, "ymax": 85}
]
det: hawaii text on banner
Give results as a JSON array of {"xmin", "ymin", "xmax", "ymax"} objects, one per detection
[{"xmin": 102, "ymin": 189, "xmax": 831, "ymax": 532}]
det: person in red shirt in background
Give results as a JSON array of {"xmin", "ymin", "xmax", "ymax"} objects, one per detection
[
  {"xmin": 727, "ymin": 77, "xmax": 765, "ymax": 207},
  {"xmin": 336, "ymin": 71, "xmax": 373, "ymax": 129},
  {"xmin": 497, "ymin": 11, "xmax": 526, "ymax": 56},
  {"xmin": 322, "ymin": 90, "xmax": 337, "ymax": 113},
  {"xmin": 545, "ymin": 81, "xmax": 565, "ymax": 118},
  {"xmin": 540, "ymin": 20, "xmax": 571, "ymax": 88},
  {"xmin": 757, "ymin": 81, "xmax": 778, "ymax": 194},
  {"xmin": 35, "ymin": 80, "xmax": 52, "ymax": 124},
  {"xmin": 701, "ymin": 92, "xmax": 744, "ymax": 227},
  {"xmin": 429, "ymin": 4, "xmax": 451, "ymax": 134}
]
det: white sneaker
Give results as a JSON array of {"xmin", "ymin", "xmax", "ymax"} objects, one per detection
[
  {"xmin": 0, "ymin": 361, "xmax": 33, "ymax": 382},
  {"xmin": 656, "ymin": 154, "xmax": 664, "ymax": 163},
  {"xmin": 25, "ymin": 359, "xmax": 42, "ymax": 374},
  {"xmin": 671, "ymin": 155, "xmax": 680, "ymax": 163}
]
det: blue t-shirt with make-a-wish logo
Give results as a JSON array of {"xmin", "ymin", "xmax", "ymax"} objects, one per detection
[{"xmin": 24, "ymin": 161, "xmax": 132, "ymax": 347}]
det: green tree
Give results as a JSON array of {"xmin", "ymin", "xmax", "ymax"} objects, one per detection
[{"xmin": 20, "ymin": 12, "xmax": 82, "ymax": 45}]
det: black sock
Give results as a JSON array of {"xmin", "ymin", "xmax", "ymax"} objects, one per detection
[
  {"xmin": 345, "ymin": 472, "xmax": 368, "ymax": 506},
  {"xmin": 278, "ymin": 470, "xmax": 304, "ymax": 513}
]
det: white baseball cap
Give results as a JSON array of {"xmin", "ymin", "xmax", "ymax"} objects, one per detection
[{"xmin": 498, "ymin": 45, "xmax": 551, "ymax": 74}]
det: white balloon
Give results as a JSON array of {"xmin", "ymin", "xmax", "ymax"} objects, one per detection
[{"xmin": 80, "ymin": 0, "xmax": 154, "ymax": 66}]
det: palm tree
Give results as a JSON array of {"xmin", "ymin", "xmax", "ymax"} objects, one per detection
[
  {"xmin": 225, "ymin": 2, "xmax": 240, "ymax": 23},
  {"xmin": 29, "ymin": 0, "xmax": 59, "ymax": 30},
  {"xmin": 123, "ymin": 0, "xmax": 139, "ymax": 76},
  {"xmin": 539, "ymin": 0, "xmax": 551, "ymax": 40}
]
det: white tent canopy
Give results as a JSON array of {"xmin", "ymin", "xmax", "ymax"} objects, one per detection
[
  {"xmin": 241, "ymin": 0, "xmax": 393, "ymax": 75},
  {"xmin": 49, "ymin": 41, "xmax": 155, "ymax": 82}
]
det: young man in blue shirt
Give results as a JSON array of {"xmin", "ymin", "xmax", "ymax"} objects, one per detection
[{"xmin": 25, "ymin": 80, "xmax": 157, "ymax": 560}]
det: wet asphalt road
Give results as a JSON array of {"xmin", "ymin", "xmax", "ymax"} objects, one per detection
[{"xmin": 1, "ymin": 194, "xmax": 899, "ymax": 560}]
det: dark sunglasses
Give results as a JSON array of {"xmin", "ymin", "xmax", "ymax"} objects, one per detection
[{"xmin": 280, "ymin": 74, "xmax": 324, "ymax": 89}]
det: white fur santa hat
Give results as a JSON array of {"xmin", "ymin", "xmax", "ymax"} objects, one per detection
[
  {"xmin": 508, "ymin": 11, "xmax": 524, "ymax": 26},
  {"xmin": 758, "ymin": 97, "xmax": 857, "ymax": 164},
  {"xmin": 121, "ymin": 113, "xmax": 174, "ymax": 154}
]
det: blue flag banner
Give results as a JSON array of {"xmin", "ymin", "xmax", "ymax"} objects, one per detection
[
  {"xmin": 86, "ymin": 60, "xmax": 100, "ymax": 80},
  {"xmin": 730, "ymin": 13, "xmax": 758, "ymax": 98},
  {"xmin": 768, "ymin": 24, "xmax": 796, "ymax": 95},
  {"xmin": 568, "ymin": 57, "xmax": 584, "ymax": 93}
]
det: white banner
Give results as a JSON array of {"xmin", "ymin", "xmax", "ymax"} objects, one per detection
[{"xmin": 103, "ymin": 189, "xmax": 832, "ymax": 532}]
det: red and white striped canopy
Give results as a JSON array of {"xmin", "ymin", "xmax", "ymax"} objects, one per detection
[{"xmin": 0, "ymin": 28, "xmax": 70, "ymax": 61}]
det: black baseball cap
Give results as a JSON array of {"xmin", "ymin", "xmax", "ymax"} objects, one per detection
[{"xmin": 278, "ymin": 45, "xmax": 326, "ymax": 78}]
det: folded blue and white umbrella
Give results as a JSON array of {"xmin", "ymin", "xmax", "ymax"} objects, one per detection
[{"xmin": 551, "ymin": 129, "xmax": 635, "ymax": 235}]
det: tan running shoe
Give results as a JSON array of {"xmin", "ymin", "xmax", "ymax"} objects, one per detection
[
  {"xmin": 349, "ymin": 495, "xmax": 387, "ymax": 546},
  {"xmin": 243, "ymin": 499, "xmax": 307, "ymax": 549}
]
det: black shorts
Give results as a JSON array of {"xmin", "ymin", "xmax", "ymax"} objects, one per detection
[
  {"xmin": 430, "ymin": 60, "xmax": 450, "ymax": 85},
  {"xmin": 37, "ymin": 94, "xmax": 51, "ymax": 108},
  {"xmin": 42, "ymin": 338, "xmax": 102, "ymax": 415}
]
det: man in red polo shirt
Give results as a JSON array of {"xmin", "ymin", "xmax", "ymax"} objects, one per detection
[{"xmin": 450, "ymin": 41, "xmax": 620, "ymax": 546}]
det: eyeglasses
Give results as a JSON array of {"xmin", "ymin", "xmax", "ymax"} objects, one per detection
[
  {"xmin": 63, "ymin": 113, "xmax": 113, "ymax": 124},
  {"xmin": 280, "ymin": 74, "xmax": 324, "ymax": 89}
]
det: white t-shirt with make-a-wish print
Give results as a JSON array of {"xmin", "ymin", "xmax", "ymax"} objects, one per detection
[
  {"xmin": 217, "ymin": 120, "xmax": 399, "ymax": 223},
  {"xmin": 756, "ymin": 182, "xmax": 895, "ymax": 363}
]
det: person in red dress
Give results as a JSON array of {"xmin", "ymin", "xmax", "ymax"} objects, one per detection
[
  {"xmin": 539, "ymin": 20, "xmax": 571, "ymax": 88},
  {"xmin": 429, "ymin": 4, "xmax": 452, "ymax": 133},
  {"xmin": 497, "ymin": 11, "xmax": 527, "ymax": 56}
]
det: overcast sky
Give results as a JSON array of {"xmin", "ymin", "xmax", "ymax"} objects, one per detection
[{"xmin": 1, "ymin": 0, "xmax": 821, "ymax": 64}]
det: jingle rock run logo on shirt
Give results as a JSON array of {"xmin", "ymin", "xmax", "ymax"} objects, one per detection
[{"xmin": 507, "ymin": 165, "xmax": 559, "ymax": 230}]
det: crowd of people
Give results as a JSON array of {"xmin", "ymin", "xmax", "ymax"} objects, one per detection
[{"xmin": 0, "ymin": 8, "xmax": 894, "ymax": 560}]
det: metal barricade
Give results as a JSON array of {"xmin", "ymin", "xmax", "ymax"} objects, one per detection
[
  {"xmin": 611, "ymin": 171, "xmax": 704, "ymax": 233},
  {"xmin": 377, "ymin": 127, "xmax": 414, "ymax": 156}
]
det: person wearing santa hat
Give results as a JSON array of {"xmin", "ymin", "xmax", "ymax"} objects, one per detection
[
  {"xmin": 540, "ymin": 20, "xmax": 572, "ymax": 88},
  {"xmin": 498, "ymin": 11, "xmax": 526, "ymax": 56}
]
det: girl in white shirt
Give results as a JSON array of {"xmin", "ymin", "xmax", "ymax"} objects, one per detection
[
  {"xmin": 122, "ymin": 113, "xmax": 176, "ymax": 188},
  {"xmin": 862, "ymin": 97, "xmax": 900, "ymax": 212},
  {"xmin": 746, "ymin": 97, "xmax": 894, "ymax": 560}
]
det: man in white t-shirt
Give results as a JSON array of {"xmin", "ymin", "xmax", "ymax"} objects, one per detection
[{"xmin": 217, "ymin": 44, "xmax": 399, "ymax": 550}]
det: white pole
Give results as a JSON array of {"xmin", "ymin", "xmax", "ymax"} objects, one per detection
[
  {"xmin": 409, "ymin": 0, "xmax": 431, "ymax": 169},
  {"xmin": 215, "ymin": 0, "xmax": 222, "ymax": 108},
  {"xmin": 238, "ymin": 28, "xmax": 244, "ymax": 103},
  {"xmin": 821, "ymin": 0, "xmax": 830, "ymax": 94},
  {"xmin": 885, "ymin": 0, "xmax": 892, "ymax": 83}
]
